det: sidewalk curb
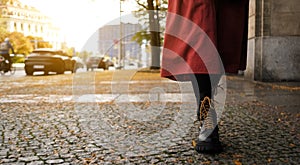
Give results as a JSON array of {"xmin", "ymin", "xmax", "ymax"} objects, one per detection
[
  {"xmin": 227, "ymin": 75, "xmax": 300, "ymax": 91},
  {"xmin": 137, "ymin": 67, "xmax": 160, "ymax": 73},
  {"xmin": 136, "ymin": 69, "xmax": 300, "ymax": 91},
  {"xmin": 12, "ymin": 63, "xmax": 24, "ymax": 71}
]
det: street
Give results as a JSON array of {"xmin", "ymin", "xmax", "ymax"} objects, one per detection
[
  {"xmin": 0, "ymin": 70, "xmax": 299, "ymax": 164},
  {"xmin": 7, "ymin": 66, "xmax": 87, "ymax": 78},
  {"xmin": 0, "ymin": 0, "xmax": 299, "ymax": 163}
]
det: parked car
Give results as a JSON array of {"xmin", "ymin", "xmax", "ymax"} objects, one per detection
[
  {"xmin": 72, "ymin": 56, "xmax": 84, "ymax": 71},
  {"xmin": 98, "ymin": 57, "xmax": 114, "ymax": 70},
  {"xmin": 24, "ymin": 48, "xmax": 76, "ymax": 75},
  {"xmin": 86, "ymin": 56, "xmax": 101, "ymax": 71}
]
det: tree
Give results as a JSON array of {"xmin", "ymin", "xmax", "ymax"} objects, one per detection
[
  {"xmin": 79, "ymin": 50, "xmax": 92, "ymax": 63},
  {"xmin": 131, "ymin": 30, "xmax": 151, "ymax": 46},
  {"xmin": 0, "ymin": 0, "xmax": 33, "ymax": 55},
  {"xmin": 26, "ymin": 36, "xmax": 53, "ymax": 49},
  {"xmin": 8, "ymin": 32, "xmax": 33, "ymax": 55},
  {"xmin": 65, "ymin": 47, "xmax": 75, "ymax": 57},
  {"xmin": 133, "ymin": 0, "xmax": 167, "ymax": 69},
  {"xmin": 0, "ymin": 27, "xmax": 9, "ymax": 41},
  {"xmin": 0, "ymin": 0, "xmax": 10, "ymax": 5},
  {"xmin": 0, "ymin": 34, "xmax": 53, "ymax": 55}
]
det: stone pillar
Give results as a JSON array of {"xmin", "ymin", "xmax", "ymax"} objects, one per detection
[{"xmin": 245, "ymin": 0, "xmax": 300, "ymax": 82}]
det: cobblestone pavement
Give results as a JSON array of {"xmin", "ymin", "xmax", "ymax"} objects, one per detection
[{"xmin": 0, "ymin": 71, "xmax": 299, "ymax": 164}]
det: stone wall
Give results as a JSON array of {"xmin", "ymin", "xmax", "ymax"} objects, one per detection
[{"xmin": 245, "ymin": 0, "xmax": 300, "ymax": 81}]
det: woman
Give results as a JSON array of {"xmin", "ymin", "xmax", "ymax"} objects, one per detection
[{"xmin": 161, "ymin": 0, "xmax": 249, "ymax": 153}]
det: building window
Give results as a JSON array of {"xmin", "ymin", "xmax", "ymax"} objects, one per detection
[{"xmin": 14, "ymin": 22, "xmax": 17, "ymax": 31}]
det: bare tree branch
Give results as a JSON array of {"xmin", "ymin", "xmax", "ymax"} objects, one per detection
[{"xmin": 136, "ymin": 0, "xmax": 148, "ymax": 9}]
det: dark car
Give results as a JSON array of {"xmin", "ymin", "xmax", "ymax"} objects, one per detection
[
  {"xmin": 86, "ymin": 56, "xmax": 101, "ymax": 71},
  {"xmin": 98, "ymin": 57, "xmax": 114, "ymax": 70},
  {"xmin": 24, "ymin": 48, "xmax": 76, "ymax": 75}
]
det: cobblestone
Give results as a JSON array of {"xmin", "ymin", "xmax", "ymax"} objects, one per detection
[
  {"xmin": 27, "ymin": 161, "xmax": 44, "ymax": 165},
  {"xmin": 18, "ymin": 156, "xmax": 39, "ymax": 162},
  {"xmin": 45, "ymin": 159, "xmax": 64, "ymax": 164},
  {"xmin": 0, "ymin": 72, "xmax": 299, "ymax": 164}
]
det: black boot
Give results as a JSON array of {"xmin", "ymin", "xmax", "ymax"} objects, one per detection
[
  {"xmin": 195, "ymin": 127, "xmax": 222, "ymax": 153},
  {"xmin": 194, "ymin": 97, "xmax": 222, "ymax": 154}
]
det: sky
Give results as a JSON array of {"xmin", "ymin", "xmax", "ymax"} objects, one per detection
[{"xmin": 19, "ymin": 0, "xmax": 138, "ymax": 51}]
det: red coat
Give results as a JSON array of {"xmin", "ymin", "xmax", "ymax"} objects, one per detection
[{"xmin": 161, "ymin": 0, "xmax": 249, "ymax": 80}]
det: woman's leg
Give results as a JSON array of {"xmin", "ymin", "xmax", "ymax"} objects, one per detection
[
  {"xmin": 191, "ymin": 74, "xmax": 222, "ymax": 153},
  {"xmin": 191, "ymin": 74, "xmax": 212, "ymax": 120}
]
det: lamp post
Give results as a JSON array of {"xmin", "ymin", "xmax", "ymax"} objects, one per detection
[{"xmin": 119, "ymin": 0, "xmax": 125, "ymax": 69}]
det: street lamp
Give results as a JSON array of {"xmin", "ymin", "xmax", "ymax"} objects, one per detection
[{"xmin": 119, "ymin": 0, "xmax": 125, "ymax": 69}]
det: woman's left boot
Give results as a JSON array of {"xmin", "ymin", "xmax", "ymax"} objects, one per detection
[{"xmin": 194, "ymin": 97, "xmax": 222, "ymax": 154}]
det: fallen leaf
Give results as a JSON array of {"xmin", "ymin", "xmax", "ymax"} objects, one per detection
[
  {"xmin": 268, "ymin": 158, "xmax": 272, "ymax": 163},
  {"xmin": 234, "ymin": 159, "xmax": 242, "ymax": 165},
  {"xmin": 202, "ymin": 161, "xmax": 211, "ymax": 164},
  {"xmin": 192, "ymin": 140, "xmax": 196, "ymax": 147},
  {"xmin": 187, "ymin": 159, "xmax": 193, "ymax": 164},
  {"xmin": 290, "ymin": 143, "xmax": 295, "ymax": 148},
  {"xmin": 53, "ymin": 150, "xmax": 58, "ymax": 155}
]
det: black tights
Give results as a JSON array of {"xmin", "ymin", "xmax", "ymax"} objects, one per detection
[{"xmin": 191, "ymin": 74, "xmax": 221, "ymax": 110}]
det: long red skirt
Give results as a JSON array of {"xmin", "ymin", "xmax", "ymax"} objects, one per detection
[{"xmin": 161, "ymin": 0, "xmax": 249, "ymax": 80}]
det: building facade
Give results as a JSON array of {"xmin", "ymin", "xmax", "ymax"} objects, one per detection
[
  {"xmin": 245, "ymin": 0, "xmax": 300, "ymax": 81},
  {"xmin": 0, "ymin": 0, "xmax": 63, "ymax": 49},
  {"xmin": 98, "ymin": 22, "xmax": 142, "ymax": 67}
]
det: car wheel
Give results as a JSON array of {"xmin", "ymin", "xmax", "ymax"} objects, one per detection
[
  {"xmin": 25, "ymin": 67, "xmax": 34, "ymax": 76},
  {"xmin": 72, "ymin": 67, "xmax": 77, "ymax": 73},
  {"xmin": 57, "ymin": 65, "xmax": 65, "ymax": 74},
  {"xmin": 71, "ymin": 61, "xmax": 76, "ymax": 73}
]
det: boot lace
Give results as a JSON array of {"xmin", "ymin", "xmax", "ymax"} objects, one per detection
[{"xmin": 199, "ymin": 96, "xmax": 214, "ymax": 130}]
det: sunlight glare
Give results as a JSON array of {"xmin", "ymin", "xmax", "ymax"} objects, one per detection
[{"xmin": 18, "ymin": 0, "xmax": 137, "ymax": 50}]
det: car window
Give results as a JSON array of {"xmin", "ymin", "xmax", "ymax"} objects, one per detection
[{"xmin": 88, "ymin": 57, "xmax": 101, "ymax": 61}]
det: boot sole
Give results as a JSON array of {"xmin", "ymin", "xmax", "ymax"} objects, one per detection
[{"xmin": 194, "ymin": 141, "xmax": 223, "ymax": 154}]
